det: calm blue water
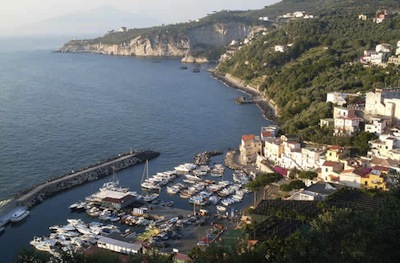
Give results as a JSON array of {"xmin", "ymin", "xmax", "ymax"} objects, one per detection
[{"xmin": 0, "ymin": 45, "xmax": 269, "ymax": 261}]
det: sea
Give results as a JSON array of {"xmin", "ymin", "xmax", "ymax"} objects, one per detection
[{"xmin": 0, "ymin": 36, "xmax": 269, "ymax": 262}]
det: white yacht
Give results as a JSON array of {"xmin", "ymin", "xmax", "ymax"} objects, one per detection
[
  {"xmin": 10, "ymin": 208, "xmax": 30, "ymax": 223},
  {"xmin": 216, "ymin": 205, "xmax": 227, "ymax": 212}
]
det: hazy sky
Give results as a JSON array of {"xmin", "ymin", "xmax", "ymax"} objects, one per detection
[{"xmin": 1, "ymin": 0, "xmax": 280, "ymax": 35}]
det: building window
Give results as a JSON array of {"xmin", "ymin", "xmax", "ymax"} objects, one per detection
[{"xmin": 365, "ymin": 181, "xmax": 368, "ymax": 185}]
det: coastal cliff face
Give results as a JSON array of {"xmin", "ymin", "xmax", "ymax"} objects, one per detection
[{"xmin": 58, "ymin": 22, "xmax": 265, "ymax": 61}]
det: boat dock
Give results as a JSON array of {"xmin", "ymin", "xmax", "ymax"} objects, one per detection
[{"xmin": 0, "ymin": 150, "xmax": 160, "ymax": 219}]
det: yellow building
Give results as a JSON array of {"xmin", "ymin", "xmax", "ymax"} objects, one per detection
[
  {"xmin": 325, "ymin": 145, "xmax": 348, "ymax": 162},
  {"xmin": 361, "ymin": 166, "xmax": 388, "ymax": 191}
]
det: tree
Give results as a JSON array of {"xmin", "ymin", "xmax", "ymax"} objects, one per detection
[
  {"xmin": 247, "ymin": 173, "xmax": 282, "ymax": 206},
  {"xmin": 288, "ymin": 180, "xmax": 306, "ymax": 190},
  {"xmin": 353, "ymin": 131, "xmax": 377, "ymax": 155},
  {"xmin": 298, "ymin": 171, "xmax": 318, "ymax": 180}
]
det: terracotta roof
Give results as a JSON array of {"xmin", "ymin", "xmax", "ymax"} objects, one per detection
[
  {"xmin": 353, "ymin": 167, "xmax": 372, "ymax": 176},
  {"xmin": 328, "ymin": 145, "xmax": 342, "ymax": 150},
  {"xmin": 341, "ymin": 169, "xmax": 355, "ymax": 173},
  {"xmin": 330, "ymin": 174, "xmax": 340, "ymax": 181},
  {"xmin": 323, "ymin": 160, "xmax": 339, "ymax": 167},
  {"xmin": 372, "ymin": 165, "xmax": 390, "ymax": 172},
  {"xmin": 261, "ymin": 131, "xmax": 274, "ymax": 138},
  {"xmin": 371, "ymin": 157, "xmax": 398, "ymax": 167},
  {"xmin": 242, "ymin": 134, "xmax": 255, "ymax": 142}
]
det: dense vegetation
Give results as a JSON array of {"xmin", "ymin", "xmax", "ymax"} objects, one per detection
[{"xmin": 217, "ymin": 0, "xmax": 400, "ymax": 140}]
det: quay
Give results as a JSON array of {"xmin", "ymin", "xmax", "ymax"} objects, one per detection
[{"xmin": 0, "ymin": 149, "xmax": 160, "ymax": 223}]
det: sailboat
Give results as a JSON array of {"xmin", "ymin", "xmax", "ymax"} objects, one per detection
[
  {"xmin": 100, "ymin": 168, "xmax": 129, "ymax": 192},
  {"xmin": 141, "ymin": 160, "xmax": 161, "ymax": 191}
]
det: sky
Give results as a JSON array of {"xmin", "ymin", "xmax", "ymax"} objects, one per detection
[{"xmin": 0, "ymin": 0, "xmax": 280, "ymax": 36}]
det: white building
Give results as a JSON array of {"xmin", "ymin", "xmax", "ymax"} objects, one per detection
[
  {"xmin": 274, "ymin": 45, "xmax": 287, "ymax": 53},
  {"xmin": 365, "ymin": 117, "xmax": 388, "ymax": 134},
  {"xmin": 240, "ymin": 134, "xmax": 262, "ymax": 164},
  {"xmin": 97, "ymin": 236, "xmax": 142, "ymax": 255},
  {"xmin": 365, "ymin": 88, "xmax": 400, "ymax": 125},
  {"xmin": 396, "ymin": 40, "xmax": 400, "ymax": 56},
  {"xmin": 326, "ymin": 92, "xmax": 348, "ymax": 106},
  {"xmin": 376, "ymin": 43, "xmax": 392, "ymax": 53},
  {"xmin": 368, "ymin": 134, "xmax": 400, "ymax": 159},
  {"xmin": 339, "ymin": 169, "xmax": 361, "ymax": 188},
  {"xmin": 333, "ymin": 107, "xmax": 362, "ymax": 136}
]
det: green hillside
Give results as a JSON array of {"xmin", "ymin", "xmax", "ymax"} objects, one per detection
[{"xmin": 217, "ymin": 0, "xmax": 400, "ymax": 141}]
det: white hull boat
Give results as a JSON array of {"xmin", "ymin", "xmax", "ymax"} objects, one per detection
[
  {"xmin": 10, "ymin": 208, "xmax": 30, "ymax": 223},
  {"xmin": 216, "ymin": 205, "xmax": 227, "ymax": 212}
]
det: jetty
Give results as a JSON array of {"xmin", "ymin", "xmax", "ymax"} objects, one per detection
[{"xmin": 0, "ymin": 149, "xmax": 160, "ymax": 223}]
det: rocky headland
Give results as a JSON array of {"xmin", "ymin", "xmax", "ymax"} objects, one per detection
[{"xmin": 57, "ymin": 22, "xmax": 266, "ymax": 63}]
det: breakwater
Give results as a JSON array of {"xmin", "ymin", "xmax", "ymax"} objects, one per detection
[
  {"xmin": 194, "ymin": 150, "xmax": 223, "ymax": 165},
  {"xmin": 11, "ymin": 150, "xmax": 160, "ymax": 210},
  {"xmin": 224, "ymin": 149, "xmax": 244, "ymax": 170}
]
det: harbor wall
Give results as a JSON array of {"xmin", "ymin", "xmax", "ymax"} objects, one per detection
[{"xmin": 14, "ymin": 150, "xmax": 160, "ymax": 209}]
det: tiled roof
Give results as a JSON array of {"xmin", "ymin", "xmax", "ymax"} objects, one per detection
[
  {"xmin": 323, "ymin": 160, "xmax": 338, "ymax": 167},
  {"xmin": 242, "ymin": 134, "xmax": 255, "ymax": 142},
  {"xmin": 328, "ymin": 145, "xmax": 342, "ymax": 150}
]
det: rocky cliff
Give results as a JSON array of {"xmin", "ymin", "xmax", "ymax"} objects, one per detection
[{"xmin": 58, "ymin": 22, "xmax": 266, "ymax": 62}]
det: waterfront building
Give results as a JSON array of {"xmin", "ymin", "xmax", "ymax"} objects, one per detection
[
  {"xmin": 90, "ymin": 189, "xmax": 136, "ymax": 210},
  {"xmin": 263, "ymin": 137, "xmax": 284, "ymax": 163},
  {"xmin": 97, "ymin": 235, "xmax": 142, "ymax": 255},
  {"xmin": 239, "ymin": 134, "xmax": 262, "ymax": 164}
]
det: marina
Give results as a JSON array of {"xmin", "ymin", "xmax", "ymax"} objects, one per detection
[{"xmin": 23, "ymin": 158, "xmax": 252, "ymax": 258}]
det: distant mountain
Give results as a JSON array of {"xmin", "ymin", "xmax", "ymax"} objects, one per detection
[{"xmin": 13, "ymin": 6, "xmax": 164, "ymax": 37}]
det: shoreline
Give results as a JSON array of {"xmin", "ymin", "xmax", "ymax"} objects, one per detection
[{"xmin": 210, "ymin": 70, "xmax": 278, "ymax": 123}]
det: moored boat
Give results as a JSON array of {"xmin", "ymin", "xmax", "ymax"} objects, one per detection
[
  {"xmin": 10, "ymin": 208, "xmax": 30, "ymax": 223},
  {"xmin": 143, "ymin": 193, "xmax": 159, "ymax": 202},
  {"xmin": 216, "ymin": 205, "xmax": 226, "ymax": 212}
]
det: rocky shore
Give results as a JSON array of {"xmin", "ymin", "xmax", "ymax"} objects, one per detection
[
  {"xmin": 224, "ymin": 149, "xmax": 244, "ymax": 170},
  {"xmin": 193, "ymin": 150, "xmax": 223, "ymax": 165},
  {"xmin": 210, "ymin": 71, "xmax": 278, "ymax": 123},
  {"xmin": 0, "ymin": 150, "xmax": 160, "ymax": 215}
]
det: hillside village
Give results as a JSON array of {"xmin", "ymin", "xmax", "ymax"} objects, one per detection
[{"xmin": 239, "ymin": 86, "xmax": 400, "ymax": 197}]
